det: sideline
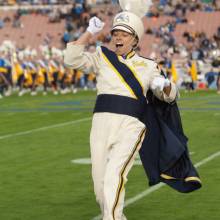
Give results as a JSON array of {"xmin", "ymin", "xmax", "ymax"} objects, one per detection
[
  {"xmin": 91, "ymin": 150, "xmax": 220, "ymax": 220},
  {"xmin": 0, "ymin": 117, "xmax": 91, "ymax": 140}
]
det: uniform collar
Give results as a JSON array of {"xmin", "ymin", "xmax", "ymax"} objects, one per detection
[{"xmin": 118, "ymin": 50, "xmax": 136, "ymax": 60}]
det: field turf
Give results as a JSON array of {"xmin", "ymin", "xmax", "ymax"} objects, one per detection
[{"xmin": 0, "ymin": 90, "xmax": 219, "ymax": 220}]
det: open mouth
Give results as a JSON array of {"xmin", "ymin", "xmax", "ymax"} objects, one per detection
[{"xmin": 116, "ymin": 43, "xmax": 123, "ymax": 48}]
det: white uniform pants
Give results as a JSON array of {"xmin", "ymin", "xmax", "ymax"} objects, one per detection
[{"xmin": 90, "ymin": 113, "xmax": 146, "ymax": 220}]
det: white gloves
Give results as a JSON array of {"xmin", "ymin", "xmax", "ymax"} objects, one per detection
[
  {"xmin": 151, "ymin": 77, "xmax": 171, "ymax": 91},
  {"xmin": 86, "ymin": 16, "xmax": 105, "ymax": 35}
]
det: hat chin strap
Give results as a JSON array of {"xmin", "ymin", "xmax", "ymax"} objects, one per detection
[{"xmin": 132, "ymin": 36, "xmax": 139, "ymax": 50}]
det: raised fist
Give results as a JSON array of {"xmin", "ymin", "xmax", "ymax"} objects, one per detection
[{"xmin": 86, "ymin": 16, "xmax": 105, "ymax": 35}]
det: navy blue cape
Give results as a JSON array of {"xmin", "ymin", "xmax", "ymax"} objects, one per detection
[{"xmin": 139, "ymin": 91, "xmax": 201, "ymax": 193}]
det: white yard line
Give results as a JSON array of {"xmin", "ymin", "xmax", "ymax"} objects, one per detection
[
  {"xmin": 92, "ymin": 150, "xmax": 220, "ymax": 220},
  {"xmin": 194, "ymin": 151, "xmax": 220, "ymax": 168},
  {"xmin": 40, "ymin": 112, "xmax": 49, "ymax": 115},
  {"xmin": 6, "ymin": 113, "xmax": 15, "ymax": 116},
  {"xmin": 71, "ymin": 152, "xmax": 195, "ymax": 166},
  {"xmin": 0, "ymin": 117, "xmax": 91, "ymax": 140}
]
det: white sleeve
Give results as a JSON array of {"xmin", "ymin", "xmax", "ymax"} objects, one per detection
[
  {"xmin": 64, "ymin": 43, "xmax": 100, "ymax": 74},
  {"xmin": 149, "ymin": 62, "xmax": 178, "ymax": 103}
]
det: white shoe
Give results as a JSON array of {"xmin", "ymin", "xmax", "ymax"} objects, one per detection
[
  {"xmin": 72, "ymin": 88, "xmax": 78, "ymax": 94},
  {"xmin": 5, "ymin": 90, "xmax": 12, "ymax": 96},
  {"xmin": 31, "ymin": 91, "xmax": 37, "ymax": 96},
  {"xmin": 43, "ymin": 91, "xmax": 47, "ymax": 96},
  {"xmin": 53, "ymin": 91, "xmax": 58, "ymax": 95},
  {"xmin": 66, "ymin": 88, "xmax": 70, "ymax": 93},
  {"xmin": 18, "ymin": 90, "xmax": 24, "ymax": 96},
  {"xmin": 0, "ymin": 94, "xmax": 3, "ymax": 99},
  {"xmin": 60, "ymin": 89, "xmax": 69, "ymax": 94}
]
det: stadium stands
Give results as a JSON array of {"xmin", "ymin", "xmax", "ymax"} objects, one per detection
[
  {"xmin": 0, "ymin": 11, "xmax": 65, "ymax": 49},
  {"xmin": 0, "ymin": 0, "xmax": 219, "ymax": 97},
  {"xmin": 0, "ymin": 6, "xmax": 219, "ymax": 56}
]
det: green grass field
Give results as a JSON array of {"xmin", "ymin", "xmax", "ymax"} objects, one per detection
[{"xmin": 0, "ymin": 90, "xmax": 219, "ymax": 220}]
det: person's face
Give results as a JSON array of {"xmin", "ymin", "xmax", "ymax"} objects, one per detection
[{"xmin": 111, "ymin": 30, "xmax": 137, "ymax": 56}]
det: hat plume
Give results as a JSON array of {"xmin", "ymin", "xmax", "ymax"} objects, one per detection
[{"xmin": 119, "ymin": 0, "xmax": 153, "ymax": 18}]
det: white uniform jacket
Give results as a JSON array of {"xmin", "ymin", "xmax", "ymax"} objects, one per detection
[{"xmin": 64, "ymin": 43, "xmax": 177, "ymax": 103}]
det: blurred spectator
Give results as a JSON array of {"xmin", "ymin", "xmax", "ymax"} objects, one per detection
[
  {"xmin": 214, "ymin": 26, "xmax": 220, "ymax": 47},
  {"xmin": 48, "ymin": 9, "xmax": 61, "ymax": 23},
  {"xmin": 62, "ymin": 31, "xmax": 71, "ymax": 44},
  {"xmin": 0, "ymin": 17, "xmax": 4, "ymax": 29},
  {"xmin": 217, "ymin": 71, "xmax": 220, "ymax": 94},
  {"xmin": 12, "ymin": 12, "xmax": 23, "ymax": 28}
]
